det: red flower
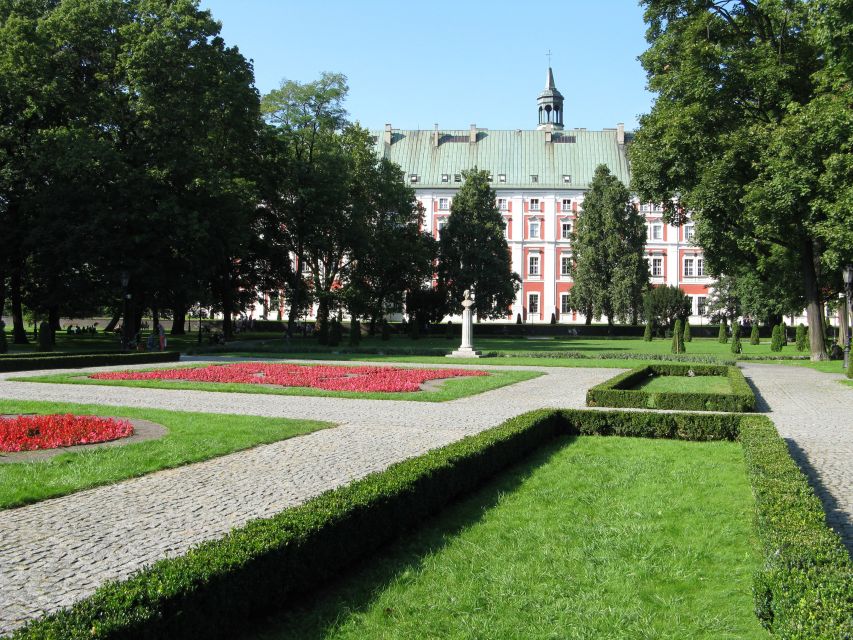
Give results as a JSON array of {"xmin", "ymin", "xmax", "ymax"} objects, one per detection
[
  {"xmin": 0, "ymin": 415, "xmax": 134, "ymax": 452},
  {"xmin": 91, "ymin": 363, "xmax": 487, "ymax": 393}
]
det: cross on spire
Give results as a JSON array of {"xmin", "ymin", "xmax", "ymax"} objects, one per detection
[{"xmin": 546, "ymin": 49, "xmax": 552, "ymax": 66}]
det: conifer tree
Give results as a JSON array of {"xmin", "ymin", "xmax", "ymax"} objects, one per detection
[
  {"xmin": 671, "ymin": 318, "xmax": 685, "ymax": 354},
  {"xmin": 795, "ymin": 324, "xmax": 808, "ymax": 351},
  {"xmin": 771, "ymin": 325, "xmax": 783, "ymax": 352},
  {"xmin": 730, "ymin": 322, "xmax": 742, "ymax": 354},
  {"xmin": 718, "ymin": 319, "xmax": 728, "ymax": 344},
  {"xmin": 683, "ymin": 320, "xmax": 692, "ymax": 342},
  {"xmin": 750, "ymin": 324, "xmax": 760, "ymax": 345},
  {"xmin": 643, "ymin": 317, "xmax": 653, "ymax": 342}
]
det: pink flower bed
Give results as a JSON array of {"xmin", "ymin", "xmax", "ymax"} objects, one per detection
[
  {"xmin": 0, "ymin": 414, "xmax": 134, "ymax": 452},
  {"xmin": 90, "ymin": 362, "xmax": 488, "ymax": 393}
]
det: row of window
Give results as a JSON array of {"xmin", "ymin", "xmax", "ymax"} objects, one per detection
[
  {"xmin": 647, "ymin": 223, "xmax": 694, "ymax": 241},
  {"xmin": 527, "ymin": 255, "xmax": 574, "ymax": 278},
  {"xmin": 437, "ymin": 197, "xmax": 576, "ymax": 212},
  {"xmin": 418, "ymin": 174, "xmax": 573, "ymax": 185},
  {"xmin": 523, "ymin": 293, "xmax": 709, "ymax": 317}
]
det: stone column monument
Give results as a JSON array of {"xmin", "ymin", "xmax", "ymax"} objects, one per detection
[{"xmin": 448, "ymin": 290, "xmax": 481, "ymax": 358}]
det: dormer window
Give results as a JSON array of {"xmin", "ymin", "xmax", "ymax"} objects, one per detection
[
  {"xmin": 530, "ymin": 174, "xmax": 539, "ymax": 183},
  {"xmin": 441, "ymin": 174, "xmax": 449, "ymax": 183},
  {"xmin": 409, "ymin": 174, "xmax": 419, "ymax": 183},
  {"xmin": 562, "ymin": 174, "xmax": 572, "ymax": 184},
  {"xmin": 530, "ymin": 198, "xmax": 540, "ymax": 212},
  {"xmin": 454, "ymin": 174, "xmax": 462, "ymax": 183},
  {"xmin": 498, "ymin": 174, "xmax": 506, "ymax": 183}
]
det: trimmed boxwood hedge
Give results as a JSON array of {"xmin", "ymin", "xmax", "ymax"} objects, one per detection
[
  {"xmin": 586, "ymin": 363, "xmax": 756, "ymax": 412},
  {"xmin": 0, "ymin": 351, "xmax": 180, "ymax": 373},
  {"xmin": 9, "ymin": 410, "xmax": 850, "ymax": 639}
]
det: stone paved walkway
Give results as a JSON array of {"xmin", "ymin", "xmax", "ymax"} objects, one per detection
[{"xmin": 0, "ymin": 361, "xmax": 618, "ymax": 634}]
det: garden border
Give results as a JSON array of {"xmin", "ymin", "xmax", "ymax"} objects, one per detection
[
  {"xmin": 9, "ymin": 408, "xmax": 849, "ymax": 639},
  {"xmin": 585, "ymin": 363, "xmax": 756, "ymax": 412},
  {"xmin": 0, "ymin": 352, "xmax": 180, "ymax": 373}
]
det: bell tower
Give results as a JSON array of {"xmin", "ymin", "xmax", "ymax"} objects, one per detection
[{"xmin": 537, "ymin": 67, "xmax": 564, "ymax": 131}]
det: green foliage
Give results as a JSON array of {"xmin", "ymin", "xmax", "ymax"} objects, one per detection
[
  {"xmin": 671, "ymin": 318, "xmax": 685, "ymax": 354},
  {"xmin": 730, "ymin": 323, "xmax": 742, "ymax": 355},
  {"xmin": 750, "ymin": 324, "xmax": 760, "ymax": 345},
  {"xmin": 682, "ymin": 320, "xmax": 691, "ymax": 342},
  {"xmin": 380, "ymin": 321, "xmax": 391, "ymax": 342},
  {"xmin": 570, "ymin": 164, "xmax": 649, "ymax": 323},
  {"xmin": 848, "ymin": 354, "xmax": 853, "ymax": 379},
  {"xmin": 437, "ymin": 169, "xmax": 520, "ymax": 319},
  {"xmin": 0, "ymin": 352, "xmax": 179, "ymax": 373},
  {"xmin": 586, "ymin": 364, "xmax": 755, "ymax": 413},
  {"xmin": 796, "ymin": 324, "xmax": 808, "ymax": 351},
  {"xmin": 643, "ymin": 318, "xmax": 653, "ymax": 342},
  {"xmin": 348, "ymin": 319, "xmax": 360, "ymax": 346},
  {"xmin": 328, "ymin": 319, "xmax": 342, "ymax": 347},
  {"xmin": 643, "ymin": 285, "xmax": 690, "ymax": 333},
  {"xmin": 718, "ymin": 320, "xmax": 728, "ymax": 344},
  {"xmin": 37, "ymin": 321, "xmax": 52, "ymax": 353},
  {"xmin": 0, "ymin": 321, "xmax": 7, "ymax": 354},
  {"xmin": 770, "ymin": 325, "xmax": 784, "ymax": 352}
]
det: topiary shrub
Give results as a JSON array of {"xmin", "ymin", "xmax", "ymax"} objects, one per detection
[
  {"xmin": 671, "ymin": 319, "xmax": 685, "ymax": 354},
  {"xmin": 348, "ymin": 319, "xmax": 360, "ymax": 346},
  {"xmin": 445, "ymin": 321, "xmax": 454, "ymax": 340},
  {"xmin": 750, "ymin": 324, "xmax": 760, "ymax": 345},
  {"xmin": 770, "ymin": 325, "xmax": 783, "ymax": 352},
  {"xmin": 682, "ymin": 320, "xmax": 692, "ymax": 342},
  {"xmin": 731, "ymin": 323, "xmax": 742, "ymax": 354},
  {"xmin": 328, "ymin": 319, "xmax": 342, "ymax": 347},
  {"xmin": 643, "ymin": 318, "xmax": 653, "ymax": 342},
  {"xmin": 516, "ymin": 313, "xmax": 522, "ymax": 325},
  {"xmin": 550, "ymin": 312, "xmax": 556, "ymax": 324},
  {"xmin": 37, "ymin": 321, "xmax": 53, "ymax": 353},
  {"xmin": 795, "ymin": 323, "xmax": 807, "ymax": 351},
  {"xmin": 781, "ymin": 322, "xmax": 788, "ymax": 345},
  {"xmin": 848, "ymin": 355, "xmax": 853, "ymax": 379},
  {"xmin": 0, "ymin": 320, "xmax": 7, "ymax": 354},
  {"xmin": 718, "ymin": 319, "xmax": 728, "ymax": 344}
]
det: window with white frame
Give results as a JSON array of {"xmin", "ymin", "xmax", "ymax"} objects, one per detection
[
  {"xmin": 528, "ymin": 292, "xmax": 540, "ymax": 314},
  {"xmin": 503, "ymin": 219, "xmax": 510, "ymax": 239},
  {"xmin": 560, "ymin": 293, "xmax": 571, "ymax": 314},
  {"xmin": 642, "ymin": 203, "xmax": 652, "ymax": 212},
  {"xmin": 529, "ymin": 219, "xmax": 540, "ymax": 238},
  {"xmin": 650, "ymin": 223, "xmax": 663, "ymax": 240},
  {"xmin": 561, "ymin": 198, "xmax": 572, "ymax": 212},
  {"xmin": 561, "ymin": 221, "xmax": 572, "ymax": 239},
  {"xmin": 497, "ymin": 198, "xmax": 508, "ymax": 211},
  {"xmin": 562, "ymin": 174, "xmax": 572, "ymax": 184},
  {"xmin": 436, "ymin": 219, "xmax": 447, "ymax": 239},
  {"xmin": 697, "ymin": 296, "xmax": 707, "ymax": 316},
  {"xmin": 441, "ymin": 174, "xmax": 449, "ymax": 183},
  {"xmin": 410, "ymin": 174, "xmax": 419, "ymax": 183},
  {"xmin": 438, "ymin": 197, "xmax": 449, "ymax": 211},
  {"xmin": 498, "ymin": 173, "xmax": 506, "ymax": 183},
  {"xmin": 561, "ymin": 255, "xmax": 572, "ymax": 276},
  {"xmin": 697, "ymin": 258, "xmax": 705, "ymax": 276},
  {"xmin": 651, "ymin": 257, "xmax": 663, "ymax": 277},
  {"xmin": 530, "ymin": 198, "xmax": 540, "ymax": 212},
  {"xmin": 684, "ymin": 224, "xmax": 695, "ymax": 241},
  {"xmin": 684, "ymin": 257, "xmax": 695, "ymax": 277},
  {"xmin": 454, "ymin": 174, "xmax": 461, "ymax": 183},
  {"xmin": 530, "ymin": 174, "xmax": 539, "ymax": 183},
  {"xmin": 528, "ymin": 254, "xmax": 540, "ymax": 277}
]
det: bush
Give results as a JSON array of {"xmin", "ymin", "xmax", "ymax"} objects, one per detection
[
  {"xmin": 445, "ymin": 321, "xmax": 454, "ymax": 340},
  {"xmin": 750, "ymin": 324, "xmax": 760, "ymax": 345},
  {"xmin": 730, "ymin": 323, "xmax": 742, "ymax": 354},
  {"xmin": 718, "ymin": 319, "xmax": 728, "ymax": 344},
  {"xmin": 381, "ymin": 321, "xmax": 391, "ymax": 341},
  {"xmin": 0, "ymin": 320, "xmax": 7, "ymax": 354},
  {"xmin": 328, "ymin": 319, "xmax": 342, "ymax": 347},
  {"xmin": 643, "ymin": 319, "xmax": 653, "ymax": 342},
  {"xmin": 770, "ymin": 325, "xmax": 783, "ymax": 352},
  {"xmin": 37, "ymin": 321, "xmax": 53, "ymax": 352},
  {"xmin": 0, "ymin": 351, "xmax": 180, "ymax": 373},
  {"xmin": 348, "ymin": 320, "xmax": 361, "ymax": 346},
  {"xmin": 682, "ymin": 320, "xmax": 692, "ymax": 342},
  {"xmin": 671, "ymin": 319, "xmax": 685, "ymax": 354},
  {"xmin": 586, "ymin": 363, "xmax": 756, "ymax": 412},
  {"xmin": 795, "ymin": 323, "xmax": 808, "ymax": 351},
  {"xmin": 781, "ymin": 322, "xmax": 788, "ymax": 345},
  {"xmin": 848, "ymin": 354, "xmax": 853, "ymax": 379}
]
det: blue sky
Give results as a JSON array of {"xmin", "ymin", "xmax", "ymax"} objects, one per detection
[{"xmin": 198, "ymin": 0, "xmax": 655, "ymax": 132}]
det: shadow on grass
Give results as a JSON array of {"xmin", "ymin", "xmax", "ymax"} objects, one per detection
[{"xmin": 239, "ymin": 435, "xmax": 575, "ymax": 640}]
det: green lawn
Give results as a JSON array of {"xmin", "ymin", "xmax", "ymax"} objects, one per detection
[
  {"xmin": 0, "ymin": 400, "xmax": 330, "ymax": 509},
  {"xmin": 637, "ymin": 375, "xmax": 733, "ymax": 394},
  {"xmin": 18, "ymin": 364, "xmax": 540, "ymax": 402},
  {"xmin": 245, "ymin": 436, "xmax": 766, "ymax": 640}
]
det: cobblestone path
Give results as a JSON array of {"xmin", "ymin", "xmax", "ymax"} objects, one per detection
[
  {"xmin": 0, "ymin": 362, "xmax": 617, "ymax": 634},
  {"xmin": 740, "ymin": 364, "xmax": 853, "ymax": 553}
]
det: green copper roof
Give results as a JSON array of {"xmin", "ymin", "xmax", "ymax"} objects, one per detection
[{"xmin": 373, "ymin": 128, "xmax": 630, "ymax": 190}]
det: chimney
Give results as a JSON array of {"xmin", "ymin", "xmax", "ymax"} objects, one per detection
[
  {"xmin": 545, "ymin": 123, "xmax": 553, "ymax": 143},
  {"xmin": 384, "ymin": 123, "xmax": 392, "ymax": 145},
  {"xmin": 469, "ymin": 123, "xmax": 477, "ymax": 143},
  {"xmin": 617, "ymin": 122, "xmax": 625, "ymax": 145},
  {"xmin": 433, "ymin": 123, "xmax": 439, "ymax": 148}
]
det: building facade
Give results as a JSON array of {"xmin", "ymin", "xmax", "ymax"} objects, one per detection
[{"xmin": 373, "ymin": 68, "xmax": 713, "ymax": 324}]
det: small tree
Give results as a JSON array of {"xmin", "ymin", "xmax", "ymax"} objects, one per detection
[
  {"xmin": 781, "ymin": 322, "xmax": 788, "ymax": 345},
  {"xmin": 328, "ymin": 319, "xmax": 342, "ymax": 347},
  {"xmin": 750, "ymin": 324, "xmax": 760, "ymax": 345},
  {"xmin": 770, "ymin": 325, "xmax": 783, "ymax": 352},
  {"xmin": 671, "ymin": 318, "xmax": 685, "ymax": 354},
  {"xmin": 683, "ymin": 320, "xmax": 692, "ymax": 342},
  {"xmin": 37, "ymin": 321, "xmax": 53, "ymax": 353},
  {"xmin": 0, "ymin": 321, "xmax": 7, "ymax": 354},
  {"xmin": 795, "ymin": 324, "xmax": 808, "ymax": 352},
  {"xmin": 643, "ymin": 317, "xmax": 653, "ymax": 342},
  {"xmin": 730, "ymin": 323, "xmax": 742, "ymax": 354},
  {"xmin": 718, "ymin": 319, "xmax": 728, "ymax": 344},
  {"xmin": 643, "ymin": 286, "xmax": 690, "ymax": 336}
]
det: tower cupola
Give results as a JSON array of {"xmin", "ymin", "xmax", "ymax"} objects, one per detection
[{"xmin": 537, "ymin": 67, "xmax": 564, "ymax": 131}]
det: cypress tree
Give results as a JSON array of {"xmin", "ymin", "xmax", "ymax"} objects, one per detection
[
  {"xmin": 671, "ymin": 318, "xmax": 685, "ymax": 354},
  {"xmin": 770, "ymin": 325, "xmax": 783, "ymax": 352},
  {"xmin": 795, "ymin": 324, "xmax": 807, "ymax": 351},
  {"xmin": 683, "ymin": 319, "xmax": 692, "ymax": 342},
  {"xmin": 718, "ymin": 318, "xmax": 728, "ymax": 343},
  {"xmin": 644, "ymin": 317, "xmax": 653, "ymax": 342},
  {"xmin": 730, "ymin": 322, "xmax": 742, "ymax": 354},
  {"xmin": 781, "ymin": 322, "xmax": 788, "ymax": 345},
  {"xmin": 750, "ymin": 324, "xmax": 760, "ymax": 345}
]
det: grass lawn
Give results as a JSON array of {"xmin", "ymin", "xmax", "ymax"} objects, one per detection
[
  {"xmin": 17, "ymin": 364, "xmax": 540, "ymax": 402},
  {"xmin": 245, "ymin": 436, "xmax": 766, "ymax": 640},
  {"xmin": 0, "ymin": 399, "xmax": 330, "ymax": 509},
  {"xmin": 637, "ymin": 375, "xmax": 733, "ymax": 394}
]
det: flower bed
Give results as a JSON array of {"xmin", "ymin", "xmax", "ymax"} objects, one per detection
[
  {"xmin": 0, "ymin": 414, "xmax": 134, "ymax": 452},
  {"xmin": 90, "ymin": 362, "xmax": 488, "ymax": 393}
]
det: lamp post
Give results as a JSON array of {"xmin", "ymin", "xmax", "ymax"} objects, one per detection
[
  {"xmin": 844, "ymin": 265, "xmax": 853, "ymax": 370},
  {"xmin": 120, "ymin": 270, "xmax": 131, "ymax": 351}
]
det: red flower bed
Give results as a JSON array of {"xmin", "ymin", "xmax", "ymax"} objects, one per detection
[
  {"xmin": 0, "ymin": 414, "xmax": 134, "ymax": 452},
  {"xmin": 90, "ymin": 362, "xmax": 488, "ymax": 393}
]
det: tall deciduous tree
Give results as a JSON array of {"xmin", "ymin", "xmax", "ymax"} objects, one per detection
[
  {"xmin": 438, "ymin": 169, "xmax": 520, "ymax": 319},
  {"xmin": 570, "ymin": 164, "xmax": 649, "ymax": 325},
  {"xmin": 630, "ymin": 0, "xmax": 853, "ymax": 361}
]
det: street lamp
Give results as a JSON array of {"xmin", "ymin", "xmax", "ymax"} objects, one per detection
[
  {"xmin": 120, "ymin": 270, "xmax": 131, "ymax": 352},
  {"xmin": 843, "ymin": 265, "xmax": 853, "ymax": 370}
]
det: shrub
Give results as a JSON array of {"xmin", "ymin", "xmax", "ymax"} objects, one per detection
[
  {"xmin": 848, "ymin": 355, "xmax": 853, "ymax": 379},
  {"xmin": 37, "ymin": 321, "xmax": 53, "ymax": 352},
  {"xmin": 0, "ymin": 320, "xmax": 7, "ymax": 354},
  {"xmin": 730, "ymin": 323, "xmax": 742, "ymax": 354},
  {"xmin": 0, "ymin": 352, "xmax": 180, "ymax": 373},
  {"xmin": 445, "ymin": 321, "xmax": 454, "ymax": 340},
  {"xmin": 718, "ymin": 319, "xmax": 728, "ymax": 343},
  {"xmin": 795, "ymin": 323, "xmax": 807, "ymax": 351},
  {"xmin": 682, "ymin": 320, "xmax": 692, "ymax": 342},
  {"xmin": 328, "ymin": 319, "xmax": 342, "ymax": 346},
  {"xmin": 381, "ymin": 321, "xmax": 391, "ymax": 341},
  {"xmin": 516, "ymin": 313, "xmax": 522, "ymax": 324},
  {"xmin": 550, "ymin": 312, "xmax": 556, "ymax": 324},
  {"xmin": 781, "ymin": 322, "xmax": 788, "ymax": 345},
  {"xmin": 750, "ymin": 324, "xmax": 760, "ymax": 345},
  {"xmin": 671, "ymin": 319, "xmax": 685, "ymax": 354},
  {"xmin": 770, "ymin": 325, "xmax": 783, "ymax": 352},
  {"xmin": 348, "ymin": 319, "xmax": 361, "ymax": 346},
  {"xmin": 643, "ymin": 319, "xmax": 653, "ymax": 342}
]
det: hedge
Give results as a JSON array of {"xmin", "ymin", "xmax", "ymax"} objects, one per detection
[
  {"xmin": 0, "ymin": 351, "xmax": 180, "ymax": 373},
  {"xmin": 8, "ymin": 409, "xmax": 850, "ymax": 639},
  {"xmin": 586, "ymin": 363, "xmax": 756, "ymax": 412},
  {"xmin": 0, "ymin": 350, "xmax": 126, "ymax": 360}
]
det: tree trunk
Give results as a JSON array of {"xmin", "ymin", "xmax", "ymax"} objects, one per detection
[
  {"xmin": 221, "ymin": 289, "xmax": 233, "ymax": 340},
  {"xmin": 104, "ymin": 311, "xmax": 121, "ymax": 333},
  {"xmin": 171, "ymin": 301, "xmax": 187, "ymax": 335},
  {"xmin": 316, "ymin": 295, "xmax": 330, "ymax": 345},
  {"xmin": 584, "ymin": 305, "xmax": 593, "ymax": 326},
  {"xmin": 10, "ymin": 267, "xmax": 27, "ymax": 344},
  {"xmin": 48, "ymin": 306, "xmax": 60, "ymax": 344},
  {"xmin": 152, "ymin": 305, "xmax": 160, "ymax": 331},
  {"xmin": 802, "ymin": 240, "xmax": 827, "ymax": 360}
]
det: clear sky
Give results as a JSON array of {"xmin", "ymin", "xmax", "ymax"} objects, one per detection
[{"xmin": 197, "ymin": 0, "xmax": 655, "ymax": 132}]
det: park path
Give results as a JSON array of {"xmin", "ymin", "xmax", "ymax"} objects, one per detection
[
  {"xmin": 740, "ymin": 363, "xmax": 853, "ymax": 551},
  {"xmin": 0, "ymin": 361, "xmax": 618, "ymax": 635}
]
